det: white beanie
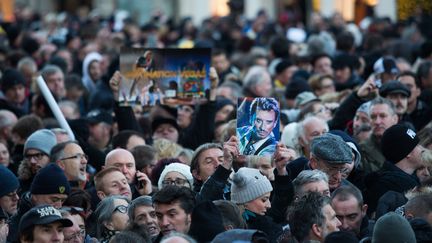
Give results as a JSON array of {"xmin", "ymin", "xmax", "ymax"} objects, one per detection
[
  {"xmin": 230, "ymin": 167, "xmax": 273, "ymax": 204},
  {"xmin": 158, "ymin": 163, "xmax": 193, "ymax": 190}
]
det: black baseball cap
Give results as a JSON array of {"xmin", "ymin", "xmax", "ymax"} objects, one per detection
[
  {"xmin": 19, "ymin": 205, "xmax": 73, "ymax": 233},
  {"xmin": 86, "ymin": 109, "xmax": 113, "ymax": 125}
]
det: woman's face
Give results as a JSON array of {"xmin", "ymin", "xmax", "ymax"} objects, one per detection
[
  {"xmin": 245, "ymin": 192, "xmax": 271, "ymax": 216},
  {"xmin": 0, "ymin": 143, "xmax": 10, "ymax": 167},
  {"xmin": 162, "ymin": 171, "xmax": 190, "ymax": 189},
  {"xmin": 215, "ymin": 104, "xmax": 234, "ymax": 123},
  {"xmin": 108, "ymin": 199, "xmax": 130, "ymax": 231},
  {"xmin": 177, "ymin": 105, "xmax": 194, "ymax": 129}
]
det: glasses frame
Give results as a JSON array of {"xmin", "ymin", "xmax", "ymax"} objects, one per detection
[
  {"xmin": 114, "ymin": 205, "xmax": 128, "ymax": 214},
  {"xmin": 60, "ymin": 153, "xmax": 89, "ymax": 161}
]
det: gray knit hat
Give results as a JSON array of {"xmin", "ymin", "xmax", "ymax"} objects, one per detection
[
  {"xmin": 311, "ymin": 133, "xmax": 353, "ymax": 164},
  {"xmin": 372, "ymin": 212, "xmax": 416, "ymax": 243},
  {"xmin": 24, "ymin": 129, "xmax": 57, "ymax": 155},
  {"xmin": 230, "ymin": 168, "xmax": 273, "ymax": 204}
]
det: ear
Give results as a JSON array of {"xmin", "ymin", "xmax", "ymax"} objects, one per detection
[
  {"xmin": 405, "ymin": 212, "xmax": 414, "ymax": 220},
  {"xmin": 311, "ymin": 223, "xmax": 323, "ymax": 238},
  {"xmin": 96, "ymin": 191, "xmax": 106, "ymax": 200},
  {"xmin": 309, "ymin": 156, "xmax": 318, "ymax": 170},
  {"xmin": 56, "ymin": 161, "xmax": 65, "ymax": 170},
  {"xmin": 224, "ymin": 225, "xmax": 234, "ymax": 231},
  {"xmin": 192, "ymin": 169, "xmax": 202, "ymax": 181},
  {"xmin": 361, "ymin": 204, "xmax": 368, "ymax": 217},
  {"xmin": 103, "ymin": 221, "xmax": 115, "ymax": 231},
  {"xmin": 392, "ymin": 114, "xmax": 399, "ymax": 123}
]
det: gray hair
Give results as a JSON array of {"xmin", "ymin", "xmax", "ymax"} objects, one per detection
[
  {"xmin": 293, "ymin": 170, "xmax": 328, "ymax": 197},
  {"xmin": 128, "ymin": 195, "xmax": 153, "ymax": 221},
  {"xmin": 160, "ymin": 232, "xmax": 197, "ymax": 243},
  {"xmin": 17, "ymin": 57, "xmax": 37, "ymax": 72},
  {"xmin": 243, "ymin": 65, "xmax": 270, "ymax": 92},
  {"xmin": 93, "ymin": 195, "xmax": 130, "ymax": 239},
  {"xmin": 41, "ymin": 64, "xmax": 63, "ymax": 79},
  {"xmin": 297, "ymin": 116, "xmax": 328, "ymax": 142},
  {"xmin": 0, "ymin": 110, "xmax": 17, "ymax": 129},
  {"xmin": 369, "ymin": 97, "xmax": 397, "ymax": 116}
]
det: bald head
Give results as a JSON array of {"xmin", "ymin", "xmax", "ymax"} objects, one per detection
[{"xmin": 105, "ymin": 148, "xmax": 136, "ymax": 184}]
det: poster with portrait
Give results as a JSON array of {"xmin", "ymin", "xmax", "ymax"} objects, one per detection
[
  {"xmin": 237, "ymin": 97, "xmax": 280, "ymax": 156},
  {"xmin": 119, "ymin": 47, "xmax": 211, "ymax": 106}
]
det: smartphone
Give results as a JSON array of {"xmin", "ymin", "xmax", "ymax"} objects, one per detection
[{"xmin": 136, "ymin": 174, "xmax": 144, "ymax": 189}]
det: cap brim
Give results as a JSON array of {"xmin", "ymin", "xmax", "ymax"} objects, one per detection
[{"xmin": 36, "ymin": 217, "xmax": 73, "ymax": 228}]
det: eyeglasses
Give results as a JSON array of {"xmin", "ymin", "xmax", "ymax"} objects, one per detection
[
  {"xmin": 114, "ymin": 205, "xmax": 128, "ymax": 214},
  {"xmin": 162, "ymin": 178, "xmax": 188, "ymax": 187},
  {"xmin": 60, "ymin": 154, "xmax": 88, "ymax": 161},
  {"xmin": 63, "ymin": 228, "xmax": 86, "ymax": 242},
  {"xmin": 24, "ymin": 152, "xmax": 46, "ymax": 161}
]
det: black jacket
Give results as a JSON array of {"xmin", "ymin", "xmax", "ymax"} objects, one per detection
[{"xmin": 364, "ymin": 161, "xmax": 419, "ymax": 215}]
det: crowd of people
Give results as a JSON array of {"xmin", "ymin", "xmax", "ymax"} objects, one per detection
[{"xmin": 1, "ymin": 2, "xmax": 432, "ymax": 243}]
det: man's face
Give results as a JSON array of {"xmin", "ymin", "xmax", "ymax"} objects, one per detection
[
  {"xmin": 88, "ymin": 123, "xmax": 111, "ymax": 146},
  {"xmin": 212, "ymin": 54, "xmax": 229, "ymax": 74},
  {"xmin": 253, "ymin": 109, "xmax": 276, "ymax": 140},
  {"xmin": 0, "ymin": 190, "xmax": 19, "ymax": 215},
  {"xmin": 353, "ymin": 111, "xmax": 370, "ymax": 132},
  {"xmin": 369, "ymin": 104, "xmax": 398, "ymax": 138},
  {"xmin": 58, "ymin": 144, "xmax": 87, "ymax": 182},
  {"xmin": 126, "ymin": 135, "xmax": 145, "ymax": 151},
  {"xmin": 133, "ymin": 205, "xmax": 160, "ymax": 237},
  {"xmin": 299, "ymin": 181, "xmax": 330, "ymax": 199},
  {"xmin": 152, "ymin": 124, "xmax": 179, "ymax": 143},
  {"xmin": 155, "ymin": 200, "xmax": 191, "ymax": 235},
  {"xmin": 194, "ymin": 148, "xmax": 224, "ymax": 182},
  {"xmin": 331, "ymin": 195, "xmax": 365, "ymax": 236},
  {"xmin": 32, "ymin": 222, "xmax": 65, "ymax": 243},
  {"xmin": 399, "ymin": 75, "xmax": 420, "ymax": 105},
  {"xmin": 312, "ymin": 158, "xmax": 345, "ymax": 190},
  {"xmin": 98, "ymin": 171, "xmax": 132, "ymax": 200},
  {"xmin": 62, "ymin": 214, "xmax": 84, "ymax": 243},
  {"xmin": 320, "ymin": 204, "xmax": 341, "ymax": 240},
  {"xmin": 5, "ymin": 84, "xmax": 26, "ymax": 104},
  {"xmin": 253, "ymin": 73, "xmax": 272, "ymax": 97},
  {"xmin": 88, "ymin": 61, "xmax": 102, "ymax": 82},
  {"xmin": 334, "ymin": 67, "xmax": 351, "ymax": 84},
  {"xmin": 314, "ymin": 57, "xmax": 333, "ymax": 75},
  {"xmin": 31, "ymin": 194, "xmax": 68, "ymax": 209},
  {"xmin": 45, "ymin": 72, "xmax": 66, "ymax": 98},
  {"xmin": 300, "ymin": 119, "xmax": 328, "ymax": 149},
  {"xmin": 386, "ymin": 93, "xmax": 408, "ymax": 116},
  {"xmin": 24, "ymin": 149, "xmax": 50, "ymax": 174},
  {"xmin": 408, "ymin": 145, "xmax": 426, "ymax": 168},
  {"xmin": 105, "ymin": 149, "xmax": 137, "ymax": 184}
]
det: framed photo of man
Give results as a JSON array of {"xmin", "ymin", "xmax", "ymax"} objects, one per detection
[{"xmin": 237, "ymin": 97, "xmax": 280, "ymax": 156}]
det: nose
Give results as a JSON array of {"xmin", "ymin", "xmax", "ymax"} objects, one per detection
[
  {"xmin": 161, "ymin": 216, "xmax": 170, "ymax": 227},
  {"xmin": 265, "ymin": 200, "xmax": 271, "ymax": 209},
  {"xmin": 52, "ymin": 229, "xmax": 62, "ymax": 241},
  {"xmin": 53, "ymin": 201, "xmax": 63, "ymax": 209},
  {"xmin": 340, "ymin": 219, "xmax": 349, "ymax": 230}
]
